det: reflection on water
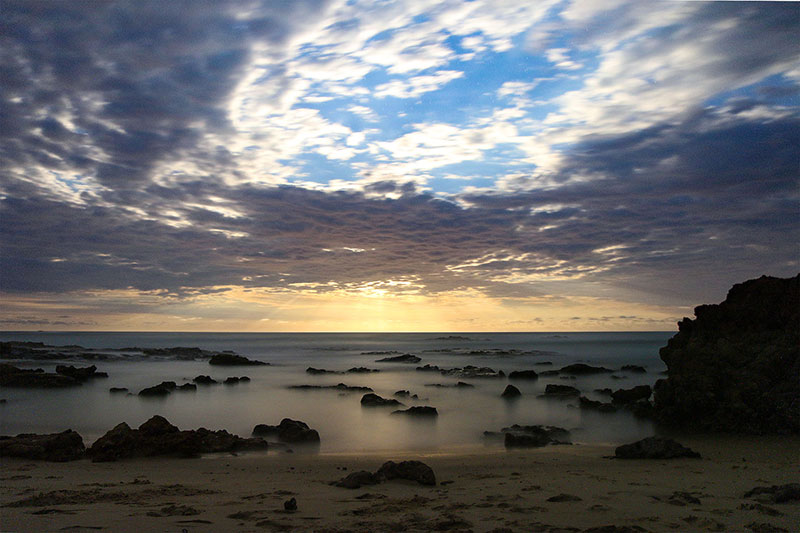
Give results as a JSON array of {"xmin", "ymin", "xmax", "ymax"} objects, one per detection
[{"xmin": 0, "ymin": 332, "xmax": 670, "ymax": 453}]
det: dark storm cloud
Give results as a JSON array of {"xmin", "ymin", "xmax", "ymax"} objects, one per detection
[{"xmin": 0, "ymin": 0, "xmax": 327, "ymax": 187}]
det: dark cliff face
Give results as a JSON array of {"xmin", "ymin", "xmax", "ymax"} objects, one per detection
[{"xmin": 654, "ymin": 274, "xmax": 800, "ymax": 434}]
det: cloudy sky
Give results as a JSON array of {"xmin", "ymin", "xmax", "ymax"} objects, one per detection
[{"xmin": 1, "ymin": 1, "xmax": 798, "ymax": 332}]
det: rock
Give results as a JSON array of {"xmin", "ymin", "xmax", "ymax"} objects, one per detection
[
  {"xmin": 620, "ymin": 365, "xmax": 647, "ymax": 373},
  {"xmin": 543, "ymin": 384, "xmax": 581, "ymax": 397},
  {"xmin": 579, "ymin": 396, "xmax": 617, "ymax": 412},
  {"xmin": 252, "ymin": 418, "xmax": 320, "ymax": 444},
  {"xmin": 744, "ymin": 523, "xmax": 789, "ymax": 533},
  {"xmin": 391, "ymin": 406, "xmax": 438, "ymax": 416},
  {"xmin": 583, "ymin": 527, "xmax": 650, "ymax": 533},
  {"xmin": 109, "ymin": 387, "xmax": 128, "ymax": 393},
  {"xmin": 416, "ymin": 364, "xmax": 441, "ymax": 372},
  {"xmin": 138, "ymin": 381, "xmax": 176, "ymax": 396},
  {"xmin": 441, "ymin": 365, "xmax": 504, "ymax": 378},
  {"xmin": 425, "ymin": 381, "xmax": 474, "ymax": 388},
  {"xmin": 208, "ymin": 353, "xmax": 267, "ymax": 366},
  {"xmin": 376, "ymin": 460, "xmax": 436, "ymax": 486},
  {"xmin": 547, "ymin": 493, "xmax": 582, "ymax": 502},
  {"xmin": 498, "ymin": 425, "xmax": 571, "ymax": 448},
  {"xmin": 611, "ymin": 385, "xmax": 652, "ymax": 404},
  {"xmin": 501, "ymin": 384, "xmax": 521, "ymax": 398},
  {"xmin": 193, "ymin": 375, "xmax": 218, "ymax": 384},
  {"xmin": 627, "ymin": 399, "xmax": 654, "ymax": 418},
  {"xmin": 743, "ymin": 483, "xmax": 800, "ymax": 503},
  {"xmin": 508, "ymin": 370, "xmax": 538, "ymax": 380},
  {"xmin": 534, "ymin": 361, "xmax": 553, "ymax": 366},
  {"xmin": 88, "ymin": 416, "xmax": 267, "ymax": 462},
  {"xmin": 347, "ymin": 367, "xmax": 379, "ymax": 373},
  {"xmin": 394, "ymin": 390, "xmax": 410, "ymax": 397},
  {"xmin": 668, "ymin": 491, "xmax": 701, "ymax": 505},
  {"xmin": 306, "ymin": 367, "xmax": 341, "ymax": 375},
  {"xmin": 0, "ymin": 430, "xmax": 85, "ymax": 461},
  {"xmin": 505, "ymin": 432, "xmax": 549, "ymax": 447},
  {"xmin": 540, "ymin": 370, "xmax": 559, "ymax": 376},
  {"xmin": 558, "ymin": 363, "xmax": 614, "ymax": 375},
  {"xmin": 177, "ymin": 383, "xmax": 196, "ymax": 391},
  {"xmin": 239, "ymin": 376, "xmax": 250, "ymax": 382},
  {"xmin": 224, "ymin": 376, "xmax": 241, "ymax": 384},
  {"xmin": 654, "ymin": 274, "xmax": 800, "ymax": 434},
  {"xmin": 289, "ymin": 383, "xmax": 373, "ymax": 392},
  {"xmin": 141, "ymin": 347, "xmax": 205, "ymax": 359},
  {"xmin": 55, "ymin": 365, "xmax": 106, "ymax": 382},
  {"xmin": 614, "ymin": 437, "xmax": 701, "ymax": 459},
  {"xmin": 375, "ymin": 353, "xmax": 421, "ymax": 363},
  {"xmin": 284, "ymin": 497, "xmax": 297, "ymax": 511},
  {"xmin": 594, "ymin": 388, "xmax": 613, "ymax": 395},
  {"xmin": 334, "ymin": 470, "xmax": 380, "ymax": 489},
  {"xmin": 0, "ymin": 363, "xmax": 78, "ymax": 388},
  {"xmin": 360, "ymin": 393, "xmax": 403, "ymax": 407}
]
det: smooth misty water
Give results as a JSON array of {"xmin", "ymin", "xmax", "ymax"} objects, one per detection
[{"xmin": 0, "ymin": 332, "xmax": 671, "ymax": 453}]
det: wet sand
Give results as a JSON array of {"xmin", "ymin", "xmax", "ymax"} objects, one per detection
[{"xmin": 1, "ymin": 436, "xmax": 798, "ymax": 532}]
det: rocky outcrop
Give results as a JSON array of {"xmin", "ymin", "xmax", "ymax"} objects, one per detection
[
  {"xmin": 416, "ymin": 364, "xmax": 441, "ymax": 372},
  {"xmin": 252, "ymin": 418, "xmax": 320, "ymax": 444},
  {"xmin": 138, "ymin": 381, "xmax": 176, "ymax": 396},
  {"xmin": 55, "ymin": 365, "xmax": 108, "ymax": 381},
  {"xmin": 360, "ymin": 393, "xmax": 403, "ymax": 407},
  {"xmin": 508, "ymin": 370, "xmax": 538, "ymax": 380},
  {"xmin": 614, "ymin": 437, "xmax": 701, "ymax": 459},
  {"xmin": 289, "ymin": 383, "xmax": 373, "ymax": 392},
  {"xmin": 0, "ymin": 364, "xmax": 79, "ymax": 388},
  {"xmin": 653, "ymin": 274, "xmax": 800, "ymax": 434},
  {"xmin": 193, "ymin": 375, "xmax": 218, "ymax": 385},
  {"xmin": 441, "ymin": 365, "xmax": 504, "ymax": 378},
  {"xmin": 611, "ymin": 385, "xmax": 652, "ymax": 405},
  {"xmin": 209, "ymin": 353, "xmax": 267, "ymax": 366},
  {"xmin": 558, "ymin": 363, "xmax": 613, "ymax": 375},
  {"xmin": 375, "ymin": 353, "xmax": 421, "ymax": 363},
  {"xmin": 87, "ymin": 415, "xmax": 267, "ymax": 461},
  {"xmin": 501, "ymin": 384, "xmax": 521, "ymax": 398},
  {"xmin": 333, "ymin": 460, "xmax": 437, "ymax": 488},
  {"xmin": 542, "ymin": 384, "xmax": 581, "ymax": 397},
  {"xmin": 0, "ymin": 430, "xmax": 85, "ymax": 461}
]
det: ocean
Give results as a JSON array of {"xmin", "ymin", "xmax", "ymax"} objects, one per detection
[{"xmin": 0, "ymin": 331, "xmax": 672, "ymax": 454}]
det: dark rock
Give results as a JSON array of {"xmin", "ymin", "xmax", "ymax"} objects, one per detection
[
  {"xmin": 239, "ymin": 376, "xmax": 250, "ymax": 382},
  {"xmin": 394, "ymin": 390, "xmax": 410, "ymax": 397},
  {"xmin": 224, "ymin": 377, "xmax": 241, "ymax": 385},
  {"xmin": 595, "ymin": 388, "xmax": 613, "ymax": 395},
  {"xmin": 425, "ymin": 381, "xmax": 474, "ymax": 388},
  {"xmin": 177, "ymin": 383, "xmax": 197, "ymax": 391},
  {"xmin": 360, "ymin": 393, "xmax": 403, "ymax": 407},
  {"xmin": 361, "ymin": 351, "xmax": 400, "ymax": 355},
  {"xmin": 252, "ymin": 418, "xmax": 320, "ymax": 444},
  {"xmin": 0, "ymin": 430, "xmax": 85, "ymax": 461},
  {"xmin": 744, "ymin": 523, "xmax": 789, "ymax": 533},
  {"xmin": 558, "ymin": 363, "xmax": 613, "ymax": 375},
  {"xmin": 620, "ymin": 365, "xmax": 647, "ymax": 373},
  {"xmin": 88, "ymin": 416, "xmax": 267, "ymax": 461},
  {"xmin": 534, "ymin": 361, "xmax": 553, "ymax": 366},
  {"xmin": 611, "ymin": 385, "xmax": 652, "ymax": 404},
  {"xmin": 579, "ymin": 396, "xmax": 617, "ymax": 412},
  {"xmin": 138, "ymin": 381, "xmax": 176, "ymax": 396},
  {"xmin": 375, "ymin": 353, "xmax": 421, "ymax": 363},
  {"xmin": 441, "ymin": 365, "xmax": 504, "ymax": 378},
  {"xmin": 627, "ymin": 399, "xmax": 654, "ymax": 418},
  {"xmin": 547, "ymin": 493, "xmax": 582, "ymax": 502},
  {"xmin": 391, "ymin": 406, "xmax": 438, "ymax": 416},
  {"xmin": 289, "ymin": 383, "xmax": 373, "ymax": 393},
  {"xmin": 109, "ymin": 387, "xmax": 128, "ymax": 393},
  {"xmin": 614, "ymin": 437, "xmax": 701, "ymax": 459},
  {"xmin": 505, "ymin": 432, "xmax": 550, "ymax": 447},
  {"xmin": 501, "ymin": 384, "xmax": 521, "ymax": 398},
  {"xmin": 283, "ymin": 497, "xmax": 297, "ymax": 511},
  {"xmin": 499, "ymin": 425, "xmax": 571, "ymax": 448},
  {"xmin": 668, "ymin": 491, "xmax": 701, "ymax": 505},
  {"xmin": 508, "ymin": 370, "xmax": 538, "ymax": 380},
  {"xmin": 209, "ymin": 353, "xmax": 267, "ymax": 366},
  {"xmin": 334, "ymin": 470, "xmax": 380, "ymax": 489},
  {"xmin": 142, "ymin": 347, "xmax": 205, "ymax": 359},
  {"xmin": 743, "ymin": 483, "xmax": 800, "ymax": 503},
  {"xmin": 0, "ymin": 363, "xmax": 78, "ymax": 388},
  {"xmin": 543, "ymin": 384, "xmax": 581, "ymax": 397},
  {"xmin": 55, "ymin": 365, "xmax": 105, "ymax": 382},
  {"xmin": 306, "ymin": 367, "xmax": 341, "ymax": 375},
  {"xmin": 193, "ymin": 375, "xmax": 218, "ymax": 385},
  {"xmin": 416, "ymin": 364, "xmax": 441, "ymax": 372},
  {"xmin": 654, "ymin": 274, "xmax": 800, "ymax": 434},
  {"xmin": 583, "ymin": 527, "xmax": 650, "ymax": 533},
  {"xmin": 540, "ymin": 370, "xmax": 559, "ymax": 376},
  {"xmin": 376, "ymin": 460, "xmax": 436, "ymax": 486},
  {"xmin": 347, "ymin": 367, "xmax": 379, "ymax": 373}
]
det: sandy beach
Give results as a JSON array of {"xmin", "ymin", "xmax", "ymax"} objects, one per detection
[{"xmin": 1, "ymin": 436, "xmax": 798, "ymax": 533}]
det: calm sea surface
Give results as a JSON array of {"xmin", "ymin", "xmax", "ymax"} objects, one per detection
[{"xmin": 0, "ymin": 332, "xmax": 672, "ymax": 453}]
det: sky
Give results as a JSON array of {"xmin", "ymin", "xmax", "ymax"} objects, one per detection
[{"xmin": 1, "ymin": 0, "xmax": 798, "ymax": 332}]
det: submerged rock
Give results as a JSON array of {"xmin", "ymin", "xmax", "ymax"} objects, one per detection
[
  {"xmin": 252, "ymin": 418, "xmax": 320, "ymax": 444},
  {"xmin": 109, "ymin": 387, "xmax": 128, "ymax": 393},
  {"xmin": 614, "ymin": 437, "xmax": 701, "ymax": 459},
  {"xmin": 55, "ymin": 365, "xmax": 107, "ymax": 382},
  {"xmin": 501, "ymin": 384, "xmax": 521, "ymax": 398},
  {"xmin": 497, "ymin": 425, "xmax": 572, "ymax": 448},
  {"xmin": 208, "ymin": 353, "xmax": 267, "ymax": 366},
  {"xmin": 375, "ymin": 353, "xmax": 421, "ymax": 363},
  {"xmin": 347, "ymin": 367, "xmax": 379, "ymax": 374},
  {"xmin": 306, "ymin": 367, "xmax": 341, "ymax": 375},
  {"xmin": 138, "ymin": 381, "xmax": 176, "ymax": 397},
  {"xmin": 441, "ymin": 365, "xmax": 504, "ymax": 378},
  {"xmin": 620, "ymin": 365, "xmax": 647, "ymax": 373},
  {"xmin": 391, "ymin": 406, "xmax": 438, "ymax": 416},
  {"xmin": 0, "ymin": 363, "xmax": 79, "ymax": 388},
  {"xmin": 579, "ymin": 396, "xmax": 617, "ymax": 412},
  {"xmin": 508, "ymin": 370, "xmax": 538, "ymax": 380},
  {"xmin": 558, "ymin": 363, "xmax": 614, "ymax": 375},
  {"xmin": 416, "ymin": 364, "xmax": 441, "ymax": 372},
  {"xmin": 360, "ymin": 393, "xmax": 403, "ymax": 407},
  {"xmin": 0, "ymin": 430, "xmax": 85, "ymax": 461},
  {"xmin": 611, "ymin": 385, "xmax": 652, "ymax": 405},
  {"xmin": 542, "ymin": 384, "xmax": 581, "ymax": 397},
  {"xmin": 193, "ymin": 375, "xmax": 218, "ymax": 385},
  {"xmin": 654, "ymin": 274, "xmax": 800, "ymax": 434},
  {"xmin": 289, "ymin": 383, "xmax": 373, "ymax": 393}
]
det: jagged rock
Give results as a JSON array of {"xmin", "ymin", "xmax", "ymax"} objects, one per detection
[
  {"xmin": 251, "ymin": 418, "xmax": 320, "ymax": 444},
  {"xmin": 347, "ymin": 367, "xmax": 379, "ymax": 373},
  {"xmin": 334, "ymin": 470, "xmax": 380, "ymax": 489},
  {"xmin": 224, "ymin": 376, "xmax": 241, "ymax": 385},
  {"xmin": 193, "ymin": 375, "xmax": 218, "ymax": 385},
  {"xmin": 579, "ymin": 396, "xmax": 617, "ymax": 412},
  {"xmin": 614, "ymin": 437, "xmax": 701, "ymax": 459},
  {"xmin": 138, "ymin": 381, "xmax": 176, "ymax": 396},
  {"xmin": 376, "ymin": 460, "xmax": 436, "ymax": 486},
  {"xmin": 620, "ymin": 365, "xmax": 647, "ymax": 373},
  {"xmin": 88, "ymin": 415, "xmax": 267, "ymax": 462},
  {"xmin": 558, "ymin": 363, "xmax": 614, "ymax": 375},
  {"xmin": 441, "ymin": 365, "xmax": 504, "ymax": 378},
  {"xmin": 0, "ymin": 363, "xmax": 78, "ymax": 388},
  {"xmin": 501, "ymin": 384, "xmax": 521, "ymax": 398},
  {"xmin": 208, "ymin": 353, "xmax": 267, "ymax": 366},
  {"xmin": 743, "ymin": 483, "xmax": 800, "ymax": 503},
  {"xmin": 306, "ymin": 367, "xmax": 341, "ymax": 375},
  {"xmin": 0, "ymin": 430, "xmax": 85, "ymax": 461},
  {"xmin": 611, "ymin": 385, "xmax": 652, "ymax": 404},
  {"xmin": 289, "ymin": 383, "xmax": 372, "ymax": 392},
  {"xmin": 654, "ymin": 275, "xmax": 800, "ymax": 434},
  {"xmin": 360, "ymin": 393, "xmax": 403, "ymax": 407},
  {"xmin": 55, "ymin": 365, "xmax": 107, "ymax": 381},
  {"xmin": 375, "ymin": 353, "xmax": 421, "ymax": 363},
  {"xmin": 416, "ymin": 364, "xmax": 441, "ymax": 372},
  {"xmin": 391, "ymin": 406, "xmax": 438, "ymax": 416},
  {"xmin": 542, "ymin": 384, "xmax": 581, "ymax": 397},
  {"xmin": 508, "ymin": 370, "xmax": 538, "ymax": 380}
]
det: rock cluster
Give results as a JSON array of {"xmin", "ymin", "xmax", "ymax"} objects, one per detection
[
  {"xmin": 0, "ymin": 363, "xmax": 97, "ymax": 388},
  {"xmin": 360, "ymin": 393, "xmax": 403, "ymax": 407},
  {"xmin": 614, "ymin": 437, "xmax": 701, "ymax": 459},
  {"xmin": 654, "ymin": 274, "xmax": 799, "ymax": 434},
  {"xmin": 0, "ymin": 430, "xmax": 85, "ymax": 461},
  {"xmin": 252, "ymin": 418, "xmax": 320, "ymax": 444},
  {"xmin": 208, "ymin": 353, "xmax": 267, "ymax": 366},
  {"xmin": 484, "ymin": 424, "xmax": 571, "ymax": 448},
  {"xmin": 333, "ymin": 460, "xmax": 436, "ymax": 488},
  {"xmin": 374, "ymin": 353, "xmax": 421, "ymax": 363}
]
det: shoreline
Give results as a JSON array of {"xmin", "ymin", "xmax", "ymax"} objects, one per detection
[{"xmin": 2, "ymin": 437, "xmax": 798, "ymax": 532}]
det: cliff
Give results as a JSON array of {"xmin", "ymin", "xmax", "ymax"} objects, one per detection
[{"xmin": 653, "ymin": 274, "xmax": 800, "ymax": 434}]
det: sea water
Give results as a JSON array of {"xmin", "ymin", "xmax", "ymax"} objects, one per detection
[{"xmin": 0, "ymin": 332, "xmax": 671, "ymax": 453}]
